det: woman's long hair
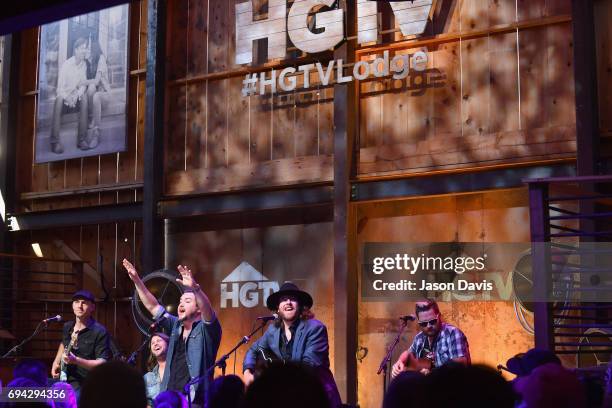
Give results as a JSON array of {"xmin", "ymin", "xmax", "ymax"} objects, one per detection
[{"xmin": 146, "ymin": 332, "xmax": 169, "ymax": 371}]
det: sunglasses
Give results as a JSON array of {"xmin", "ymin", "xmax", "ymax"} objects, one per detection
[{"xmin": 418, "ymin": 318, "xmax": 438, "ymax": 328}]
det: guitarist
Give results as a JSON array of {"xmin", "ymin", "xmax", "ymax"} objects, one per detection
[
  {"xmin": 51, "ymin": 290, "xmax": 111, "ymax": 396},
  {"xmin": 242, "ymin": 282, "xmax": 342, "ymax": 407},
  {"xmin": 392, "ymin": 299, "xmax": 470, "ymax": 377}
]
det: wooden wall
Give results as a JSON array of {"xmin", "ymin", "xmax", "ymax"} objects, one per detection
[
  {"xmin": 15, "ymin": 1, "xmax": 147, "ymax": 212},
  {"xmin": 358, "ymin": 0, "xmax": 576, "ymax": 176},
  {"xmin": 164, "ymin": 0, "xmax": 334, "ymax": 195},
  {"xmin": 8, "ymin": 1, "xmax": 148, "ymax": 364},
  {"xmin": 595, "ymin": 0, "xmax": 612, "ymax": 162},
  {"xmin": 355, "ymin": 189, "xmax": 535, "ymax": 407},
  {"xmin": 11, "ymin": 221, "xmax": 143, "ymax": 363},
  {"xmin": 11, "ymin": 0, "xmax": 579, "ymax": 198},
  {"xmin": 166, "ymin": 219, "xmax": 336, "ymax": 378},
  {"xmin": 161, "ymin": 0, "xmax": 576, "ymax": 193}
]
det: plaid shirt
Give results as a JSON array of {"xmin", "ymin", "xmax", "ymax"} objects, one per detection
[{"xmin": 408, "ymin": 323, "xmax": 470, "ymax": 368}]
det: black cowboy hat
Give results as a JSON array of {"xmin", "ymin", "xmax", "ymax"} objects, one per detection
[{"xmin": 266, "ymin": 282, "xmax": 313, "ymax": 311}]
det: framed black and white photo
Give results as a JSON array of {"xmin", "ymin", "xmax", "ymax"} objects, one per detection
[{"xmin": 35, "ymin": 5, "xmax": 129, "ymax": 163}]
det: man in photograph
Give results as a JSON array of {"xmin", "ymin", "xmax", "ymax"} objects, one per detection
[{"xmin": 49, "ymin": 37, "xmax": 90, "ymax": 154}]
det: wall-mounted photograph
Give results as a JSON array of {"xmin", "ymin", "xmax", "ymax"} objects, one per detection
[{"xmin": 35, "ymin": 5, "xmax": 129, "ymax": 163}]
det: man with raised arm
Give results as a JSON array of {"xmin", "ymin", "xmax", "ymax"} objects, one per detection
[{"xmin": 122, "ymin": 259, "xmax": 222, "ymax": 406}]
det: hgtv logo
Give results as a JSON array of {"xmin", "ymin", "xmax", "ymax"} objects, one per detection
[{"xmin": 220, "ymin": 262, "xmax": 280, "ymax": 308}]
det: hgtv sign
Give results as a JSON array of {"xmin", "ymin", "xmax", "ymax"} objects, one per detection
[{"xmin": 220, "ymin": 262, "xmax": 280, "ymax": 308}]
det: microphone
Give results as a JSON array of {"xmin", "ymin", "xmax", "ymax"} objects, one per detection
[
  {"xmin": 256, "ymin": 313, "xmax": 278, "ymax": 322},
  {"xmin": 399, "ymin": 315, "xmax": 416, "ymax": 322},
  {"xmin": 149, "ymin": 315, "xmax": 168, "ymax": 331},
  {"xmin": 497, "ymin": 364, "xmax": 512, "ymax": 374},
  {"xmin": 42, "ymin": 315, "xmax": 62, "ymax": 324}
]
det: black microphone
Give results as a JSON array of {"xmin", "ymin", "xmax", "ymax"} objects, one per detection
[
  {"xmin": 149, "ymin": 315, "xmax": 168, "ymax": 331},
  {"xmin": 42, "ymin": 315, "xmax": 62, "ymax": 324},
  {"xmin": 256, "ymin": 313, "xmax": 278, "ymax": 322},
  {"xmin": 497, "ymin": 364, "xmax": 512, "ymax": 374},
  {"xmin": 399, "ymin": 314, "xmax": 416, "ymax": 322}
]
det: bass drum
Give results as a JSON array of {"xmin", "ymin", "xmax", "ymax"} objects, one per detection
[{"xmin": 131, "ymin": 269, "xmax": 183, "ymax": 335}]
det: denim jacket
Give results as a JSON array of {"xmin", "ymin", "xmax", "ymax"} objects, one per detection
[
  {"xmin": 243, "ymin": 318, "xmax": 341, "ymax": 407},
  {"xmin": 144, "ymin": 365, "xmax": 161, "ymax": 406},
  {"xmin": 153, "ymin": 307, "xmax": 222, "ymax": 401}
]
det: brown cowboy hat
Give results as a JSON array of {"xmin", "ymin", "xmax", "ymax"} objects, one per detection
[{"xmin": 266, "ymin": 282, "xmax": 313, "ymax": 311}]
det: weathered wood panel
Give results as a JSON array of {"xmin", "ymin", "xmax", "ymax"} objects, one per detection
[
  {"xmin": 12, "ymin": 222, "xmax": 142, "ymax": 363},
  {"xmin": 358, "ymin": 19, "xmax": 575, "ymax": 177},
  {"xmin": 167, "ymin": 221, "xmax": 335, "ymax": 379},
  {"xmin": 227, "ymin": 76, "xmax": 250, "ymax": 166},
  {"xmin": 166, "ymin": 155, "xmax": 333, "ymax": 195},
  {"xmin": 356, "ymin": 189, "xmax": 534, "ymax": 408}
]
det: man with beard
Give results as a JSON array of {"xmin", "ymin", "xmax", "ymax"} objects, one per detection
[
  {"xmin": 391, "ymin": 299, "xmax": 470, "ymax": 377},
  {"xmin": 242, "ymin": 282, "xmax": 341, "ymax": 407},
  {"xmin": 51, "ymin": 290, "xmax": 111, "ymax": 396},
  {"xmin": 122, "ymin": 259, "xmax": 221, "ymax": 406}
]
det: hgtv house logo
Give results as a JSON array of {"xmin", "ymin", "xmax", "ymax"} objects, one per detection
[{"xmin": 220, "ymin": 262, "xmax": 280, "ymax": 308}]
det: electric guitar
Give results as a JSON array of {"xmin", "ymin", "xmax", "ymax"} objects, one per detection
[{"xmin": 59, "ymin": 329, "xmax": 80, "ymax": 382}]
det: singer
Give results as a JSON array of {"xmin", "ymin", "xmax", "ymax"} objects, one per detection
[
  {"xmin": 51, "ymin": 290, "xmax": 111, "ymax": 395},
  {"xmin": 242, "ymin": 282, "xmax": 341, "ymax": 407},
  {"xmin": 122, "ymin": 259, "xmax": 221, "ymax": 406},
  {"xmin": 391, "ymin": 299, "xmax": 470, "ymax": 377}
]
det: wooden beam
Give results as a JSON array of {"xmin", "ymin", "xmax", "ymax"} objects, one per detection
[
  {"xmin": 53, "ymin": 240, "xmax": 99, "ymax": 284},
  {"xmin": 21, "ymin": 181, "xmax": 143, "ymax": 201},
  {"xmin": 354, "ymin": 163, "xmax": 576, "ymax": 202},
  {"xmin": 333, "ymin": 0, "xmax": 357, "ymax": 404},
  {"xmin": 160, "ymin": 185, "xmax": 333, "ymax": 219},
  {"xmin": 357, "ymin": 14, "xmax": 572, "ymax": 55},
  {"xmin": 142, "ymin": 0, "xmax": 166, "ymax": 275},
  {"xmin": 166, "ymin": 15, "xmax": 572, "ymax": 87},
  {"xmin": 529, "ymin": 182, "xmax": 554, "ymax": 351},
  {"xmin": 0, "ymin": 34, "xmax": 17, "ymax": 251},
  {"xmin": 571, "ymin": 0, "xmax": 599, "ymax": 177},
  {"xmin": 7, "ymin": 203, "xmax": 142, "ymax": 230}
]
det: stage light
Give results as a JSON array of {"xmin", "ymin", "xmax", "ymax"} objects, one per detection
[{"xmin": 31, "ymin": 242, "xmax": 43, "ymax": 258}]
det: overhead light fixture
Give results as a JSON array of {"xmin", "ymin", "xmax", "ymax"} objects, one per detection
[
  {"xmin": 31, "ymin": 243, "xmax": 43, "ymax": 258},
  {"xmin": 0, "ymin": 190, "xmax": 5, "ymax": 222},
  {"xmin": 8, "ymin": 216, "xmax": 19, "ymax": 231}
]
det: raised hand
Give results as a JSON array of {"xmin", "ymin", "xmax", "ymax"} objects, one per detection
[
  {"xmin": 122, "ymin": 258, "xmax": 141, "ymax": 283},
  {"xmin": 176, "ymin": 265, "xmax": 198, "ymax": 289}
]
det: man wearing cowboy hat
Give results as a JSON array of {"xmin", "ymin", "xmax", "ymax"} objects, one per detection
[{"xmin": 242, "ymin": 282, "xmax": 341, "ymax": 406}]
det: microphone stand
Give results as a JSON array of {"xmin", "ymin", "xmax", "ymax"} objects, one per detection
[
  {"xmin": 184, "ymin": 319, "xmax": 271, "ymax": 408},
  {"xmin": 126, "ymin": 334, "xmax": 151, "ymax": 366},
  {"xmin": 2, "ymin": 321, "xmax": 48, "ymax": 358},
  {"xmin": 377, "ymin": 318, "xmax": 409, "ymax": 394}
]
